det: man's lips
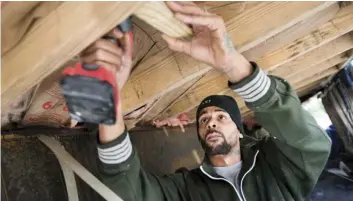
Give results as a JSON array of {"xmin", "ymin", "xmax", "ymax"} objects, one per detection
[{"xmin": 206, "ymin": 132, "xmax": 221, "ymax": 141}]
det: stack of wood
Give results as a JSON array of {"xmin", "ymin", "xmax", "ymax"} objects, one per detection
[{"xmin": 1, "ymin": 2, "xmax": 353, "ymax": 131}]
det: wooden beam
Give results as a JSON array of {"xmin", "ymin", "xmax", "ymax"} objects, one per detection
[
  {"xmin": 121, "ymin": 48, "xmax": 212, "ymax": 113},
  {"xmin": 227, "ymin": 2, "xmax": 335, "ymax": 52},
  {"xmin": 128, "ymin": 2, "xmax": 333, "ymax": 116},
  {"xmin": 257, "ymin": 3, "xmax": 353, "ymax": 71},
  {"xmin": 297, "ymin": 78, "xmax": 328, "ymax": 97},
  {"xmin": 156, "ymin": 34, "xmax": 353, "ymax": 121},
  {"xmin": 270, "ymin": 34, "xmax": 353, "ymax": 78},
  {"xmin": 242, "ymin": 3, "xmax": 339, "ymax": 61},
  {"xmin": 134, "ymin": 1, "xmax": 192, "ymax": 38},
  {"xmin": 155, "ymin": 70, "xmax": 228, "ymax": 120},
  {"xmin": 2, "ymin": 1, "xmax": 194, "ymax": 109},
  {"xmin": 142, "ymin": 75, "xmax": 203, "ymax": 122},
  {"xmin": 1, "ymin": 2, "xmax": 145, "ymax": 108},
  {"xmin": 1, "ymin": 2, "xmax": 61, "ymax": 55},
  {"xmin": 293, "ymin": 66, "xmax": 340, "ymax": 89},
  {"xmin": 287, "ymin": 53, "xmax": 349, "ymax": 84}
]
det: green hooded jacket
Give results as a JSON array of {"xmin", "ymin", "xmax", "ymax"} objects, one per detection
[{"xmin": 97, "ymin": 63, "xmax": 331, "ymax": 201}]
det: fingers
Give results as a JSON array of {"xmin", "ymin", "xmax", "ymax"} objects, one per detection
[
  {"xmin": 122, "ymin": 32, "xmax": 133, "ymax": 59},
  {"xmin": 81, "ymin": 48, "xmax": 121, "ymax": 72},
  {"xmin": 166, "ymin": 1, "xmax": 210, "ymax": 16},
  {"xmin": 106, "ymin": 28, "xmax": 124, "ymax": 39},
  {"xmin": 175, "ymin": 13, "xmax": 224, "ymax": 31},
  {"xmin": 83, "ymin": 39, "xmax": 123, "ymax": 58},
  {"xmin": 161, "ymin": 34, "xmax": 191, "ymax": 55}
]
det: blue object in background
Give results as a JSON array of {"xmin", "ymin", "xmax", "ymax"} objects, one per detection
[{"xmin": 325, "ymin": 124, "xmax": 343, "ymax": 160}]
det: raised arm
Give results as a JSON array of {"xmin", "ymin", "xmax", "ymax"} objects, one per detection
[
  {"xmin": 80, "ymin": 27, "xmax": 189, "ymax": 201},
  {"xmin": 162, "ymin": 1, "xmax": 331, "ymax": 197}
]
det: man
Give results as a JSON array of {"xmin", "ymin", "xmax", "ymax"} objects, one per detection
[{"xmin": 82, "ymin": 2, "xmax": 331, "ymax": 201}]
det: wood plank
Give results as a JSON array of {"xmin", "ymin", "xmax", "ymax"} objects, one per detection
[
  {"xmin": 297, "ymin": 78, "xmax": 328, "ymax": 96},
  {"xmin": 142, "ymin": 75, "xmax": 203, "ymax": 122},
  {"xmin": 134, "ymin": 1, "xmax": 192, "ymax": 38},
  {"xmin": 270, "ymin": 34, "xmax": 353, "ymax": 78},
  {"xmin": 152, "ymin": 5, "xmax": 352, "ymax": 121},
  {"xmin": 242, "ymin": 3, "xmax": 339, "ymax": 61},
  {"xmin": 124, "ymin": 2, "xmax": 333, "ymax": 115},
  {"xmin": 226, "ymin": 2, "xmax": 335, "ymax": 52},
  {"xmin": 156, "ymin": 70, "xmax": 228, "ymax": 119},
  {"xmin": 131, "ymin": 23, "xmax": 155, "ymax": 67},
  {"xmin": 293, "ymin": 66, "xmax": 340, "ymax": 89},
  {"xmin": 1, "ymin": 2, "xmax": 145, "ymax": 108},
  {"xmin": 121, "ymin": 49, "xmax": 212, "ymax": 113},
  {"xmin": 156, "ymin": 35, "xmax": 352, "ymax": 121},
  {"xmin": 257, "ymin": 4, "xmax": 353, "ymax": 71},
  {"xmin": 287, "ymin": 53, "xmax": 349, "ymax": 84},
  {"xmin": 1, "ymin": 2, "xmax": 61, "ymax": 55}
]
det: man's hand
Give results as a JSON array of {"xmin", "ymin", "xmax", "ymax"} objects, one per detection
[
  {"xmin": 162, "ymin": 1, "xmax": 252, "ymax": 83},
  {"xmin": 81, "ymin": 27, "xmax": 133, "ymax": 143}
]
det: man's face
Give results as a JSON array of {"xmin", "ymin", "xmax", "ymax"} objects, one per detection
[{"xmin": 198, "ymin": 106, "xmax": 241, "ymax": 156}]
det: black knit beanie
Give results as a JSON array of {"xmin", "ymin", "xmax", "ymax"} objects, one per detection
[{"xmin": 196, "ymin": 95, "xmax": 244, "ymax": 136}]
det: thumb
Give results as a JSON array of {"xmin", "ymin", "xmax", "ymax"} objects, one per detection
[{"xmin": 162, "ymin": 34, "xmax": 191, "ymax": 55}]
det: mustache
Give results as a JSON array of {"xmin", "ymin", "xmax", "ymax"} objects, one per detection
[{"xmin": 205, "ymin": 129, "xmax": 223, "ymax": 139}]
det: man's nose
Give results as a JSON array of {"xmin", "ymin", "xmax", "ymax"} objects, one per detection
[{"xmin": 207, "ymin": 119, "xmax": 217, "ymax": 129}]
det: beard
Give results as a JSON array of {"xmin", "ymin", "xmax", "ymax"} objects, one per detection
[{"xmin": 200, "ymin": 129, "xmax": 232, "ymax": 156}]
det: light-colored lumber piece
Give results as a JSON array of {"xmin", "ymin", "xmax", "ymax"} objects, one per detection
[
  {"xmin": 242, "ymin": 3, "xmax": 339, "ymax": 61},
  {"xmin": 270, "ymin": 34, "xmax": 353, "ymax": 78},
  {"xmin": 151, "ymin": 3, "xmax": 346, "ymax": 120},
  {"xmin": 121, "ymin": 48, "xmax": 212, "ymax": 113},
  {"xmin": 121, "ymin": 2, "xmax": 334, "ymax": 115},
  {"xmin": 156, "ymin": 70, "xmax": 228, "ymax": 120},
  {"xmin": 134, "ymin": 1, "xmax": 192, "ymax": 38},
  {"xmin": 293, "ymin": 66, "xmax": 340, "ymax": 89},
  {"xmin": 132, "ymin": 16, "xmax": 168, "ymax": 50},
  {"xmin": 143, "ymin": 75, "xmax": 203, "ymax": 122},
  {"xmin": 1, "ymin": 2, "xmax": 145, "ymax": 108},
  {"xmin": 297, "ymin": 78, "xmax": 328, "ymax": 97},
  {"xmin": 226, "ymin": 2, "xmax": 336, "ymax": 52},
  {"xmin": 196, "ymin": 2, "xmax": 235, "ymax": 11},
  {"xmin": 257, "ymin": 4, "xmax": 353, "ymax": 71},
  {"xmin": 287, "ymin": 53, "xmax": 349, "ymax": 84},
  {"xmin": 131, "ymin": 23, "xmax": 155, "ymax": 67},
  {"xmin": 1, "ymin": 2, "xmax": 62, "ymax": 55},
  {"xmin": 154, "ymin": 34, "xmax": 352, "ymax": 121}
]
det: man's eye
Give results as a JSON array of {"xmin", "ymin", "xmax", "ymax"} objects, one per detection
[
  {"xmin": 200, "ymin": 118, "xmax": 208, "ymax": 124},
  {"xmin": 219, "ymin": 115, "xmax": 226, "ymax": 120}
]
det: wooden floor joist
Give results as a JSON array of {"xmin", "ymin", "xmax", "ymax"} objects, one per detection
[
  {"xmin": 223, "ymin": 2, "xmax": 335, "ymax": 52},
  {"xmin": 1, "ymin": 2, "xmax": 192, "ymax": 109},
  {"xmin": 2, "ymin": 2, "xmax": 144, "ymax": 108},
  {"xmin": 293, "ymin": 66, "xmax": 341, "ymax": 89},
  {"xmin": 3, "ymin": 1, "xmax": 351, "ymax": 129},
  {"xmin": 242, "ymin": 4, "xmax": 339, "ymax": 61},
  {"xmin": 259, "ymin": 3, "xmax": 353, "ymax": 72},
  {"xmin": 271, "ymin": 33, "xmax": 353, "ymax": 78},
  {"xmin": 1, "ymin": 2, "xmax": 62, "ymax": 55},
  {"xmin": 142, "ymin": 75, "xmax": 203, "ymax": 122},
  {"xmin": 288, "ymin": 53, "xmax": 349, "ymax": 84},
  {"xmin": 136, "ymin": 2, "xmax": 334, "ymax": 121},
  {"xmin": 155, "ymin": 33, "xmax": 353, "ymax": 120}
]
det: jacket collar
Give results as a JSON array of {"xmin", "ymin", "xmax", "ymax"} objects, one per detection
[{"xmin": 199, "ymin": 133, "xmax": 260, "ymax": 179}]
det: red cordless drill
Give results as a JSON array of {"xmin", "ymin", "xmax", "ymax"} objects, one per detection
[{"xmin": 60, "ymin": 17, "xmax": 133, "ymax": 125}]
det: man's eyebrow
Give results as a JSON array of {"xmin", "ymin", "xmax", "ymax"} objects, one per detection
[
  {"xmin": 199, "ymin": 110, "xmax": 208, "ymax": 118},
  {"xmin": 199, "ymin": 108, "xmax": 226, "ymax": 118},
  {"xmin": 214, "ymin": 108, "xmax": 226, "ymax": 113}
]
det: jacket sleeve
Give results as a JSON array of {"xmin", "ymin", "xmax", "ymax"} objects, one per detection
[
  {"xmin": 229, "ymin": 62, "xmax": 331, "ymax": 193},
  {"xmin": 96, "ymin": 128, "xmax": 189, "ymax": 201}
]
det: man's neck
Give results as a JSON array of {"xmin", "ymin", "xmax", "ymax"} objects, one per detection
[{"xmin": 209, "ymin": 147, "xmax": 241, "ymax": 167}]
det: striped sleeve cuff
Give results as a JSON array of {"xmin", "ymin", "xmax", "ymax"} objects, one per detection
[
  {"xmin": 229, "ymin": 62, "xmax": 272, "ymax": 103},
  {"xmin": 97, "ymin": 131, "xmax": 133, "ymax": 165}
]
